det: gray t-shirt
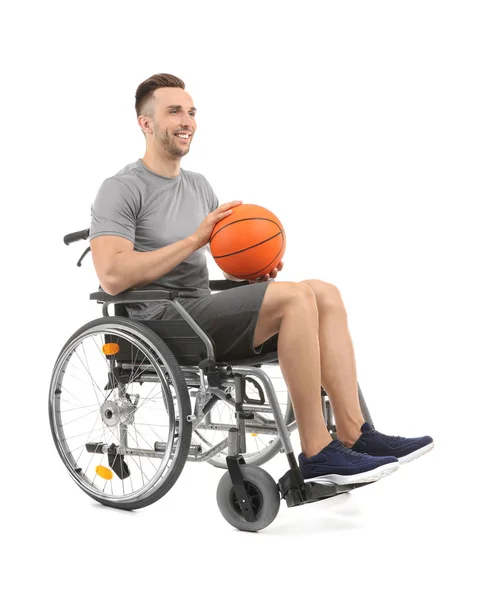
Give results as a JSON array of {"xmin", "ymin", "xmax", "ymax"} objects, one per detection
[{"xmin": 90, "ymin": 158, "xmax": 220, "ymax": 320}]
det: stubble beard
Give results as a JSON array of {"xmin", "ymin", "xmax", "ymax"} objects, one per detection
[{"xmin": 153, "ymin": 125, "xmax": 189, "ymax": 158}]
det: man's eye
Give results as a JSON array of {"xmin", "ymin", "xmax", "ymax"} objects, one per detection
[{"xmin": 170, "ymin": 110, "xmax": 196, "ymax": 116}]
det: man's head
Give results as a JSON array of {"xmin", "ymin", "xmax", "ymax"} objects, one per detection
[{"xmin": 135, "ymin": 73, "xmax": 196, "ymax": 159}]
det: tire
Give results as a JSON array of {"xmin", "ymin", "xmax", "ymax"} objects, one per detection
[
  {"xmin": 49, "ymin": 316, "xmax": 192, "ymax": 510},
  {"xmin": 216, "ymin": 464, "xmax": 281, "ymax": 532}
]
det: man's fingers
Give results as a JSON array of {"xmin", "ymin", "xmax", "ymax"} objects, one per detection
[
  {"xmin": 218, "ymin": 200, "xmax": 243, "ymax": 212},
  {"xmin": 248, "ymin": 268, "xmax": 279, "ymax": 284}
]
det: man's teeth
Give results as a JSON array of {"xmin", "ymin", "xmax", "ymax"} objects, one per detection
[{"xmin": 176, "ymin": 134, "xmax": 189, "ymax": 138}]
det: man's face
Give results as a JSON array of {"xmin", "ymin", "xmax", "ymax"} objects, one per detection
[{"xmin": 150, "ymin": 88, "xmax": 197, "ymax": 158}]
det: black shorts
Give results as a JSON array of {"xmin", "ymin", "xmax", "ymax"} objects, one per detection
[{"xmin": 151, "ymin": 280, "xmax": 279, "ymax": 362}]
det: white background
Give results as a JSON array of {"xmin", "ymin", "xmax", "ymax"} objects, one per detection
[{"xmin": 2, "ymin": 0, "xmax": 481, "ymax": 598}]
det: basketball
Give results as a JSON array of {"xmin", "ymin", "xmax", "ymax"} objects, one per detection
[{"xmin": 209, "ymin": 203, "xmax": 286, "ymax": 280}]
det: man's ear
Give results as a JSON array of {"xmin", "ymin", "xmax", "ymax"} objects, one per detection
[{"xmin": 138, "ymin": 115, "xmax": 152, "ymax": 136}]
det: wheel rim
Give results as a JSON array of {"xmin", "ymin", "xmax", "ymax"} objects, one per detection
[
  {"xmin": 229, "ymin": 481, "xmax": 263, "ymax": 516},
  {"xmin": 49, "ymin": 323, "xmax": 186, "ymax": 505}
]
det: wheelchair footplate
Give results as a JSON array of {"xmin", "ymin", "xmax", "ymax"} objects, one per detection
[{"xmin": 277, "ymin": 463, "xmax": 372, "ymax": 508}]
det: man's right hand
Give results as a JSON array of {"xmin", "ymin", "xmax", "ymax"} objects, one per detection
[{"xmin": 190, "ymin": 200, "xmax": 243, "ymax": 250}]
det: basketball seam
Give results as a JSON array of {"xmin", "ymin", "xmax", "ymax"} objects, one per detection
[
  {"xmin": 240, "ymin": 240, "xmax": 285, "ymax": 278},
  {"xmin": 210, "ymin": 217, "xmax": 281, "ymax": 243},
  {"xmin": 214, "ymin": 231, "xmax": 285, "ymax": 279},
  {"xmin": 212, "ymin": 231, "xmax": 283, "ymax": 259}
]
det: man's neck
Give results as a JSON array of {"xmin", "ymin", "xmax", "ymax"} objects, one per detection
[{"xmin": 141, "ymin": 152, "xmax": 181, "ymax": 178}]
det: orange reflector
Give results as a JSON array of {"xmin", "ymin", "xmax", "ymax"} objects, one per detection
[
  {"xmin": 251, "ymin": 433, "xmax": 258, "ymax": 437},
  {"xmin": 102, "ymin": 343, "xmax": 120, "ymax": 356},
  {"xmin": 96, "ymin": 465, "xmax": 113, "ymax": 480}
]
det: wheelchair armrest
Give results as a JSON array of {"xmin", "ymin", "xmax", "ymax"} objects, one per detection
[
  {"xmin": 209, "ymin": 279, "xmax": 249, "ymax": 290},
  {"xmin": 90, "ymin": 288, "xmax": 179, "ymax": 303},
  {"xmin": 90, "ymin": 280, "xmax": 249, "ymax": 304}
]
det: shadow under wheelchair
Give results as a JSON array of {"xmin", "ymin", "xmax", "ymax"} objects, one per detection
[{"xmin": 49, "ymin": 228, "xmax": 374, "ymax": 532}]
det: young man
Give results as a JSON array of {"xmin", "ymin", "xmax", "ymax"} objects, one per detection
[{"xmin": 90, "ymin": 73, "xmax": 433, "ymax": 486}]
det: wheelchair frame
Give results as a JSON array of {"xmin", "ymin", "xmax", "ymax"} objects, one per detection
[{"xmin": 51, "ymin": 228, "xmax": 375, "ymax": 531}]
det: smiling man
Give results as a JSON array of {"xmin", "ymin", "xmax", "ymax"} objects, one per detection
[{"xmin": 89, "ymin": 73, "xmax": 433, "ymax": 487}]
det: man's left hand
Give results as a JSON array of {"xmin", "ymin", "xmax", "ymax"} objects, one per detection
[{"xmin": 248, "ymin": 261, "xmax": 284, "ymax": 284}]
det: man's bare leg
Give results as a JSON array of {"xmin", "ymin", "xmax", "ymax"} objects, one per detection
[
  {"xmin": 301, "ymin": 280, "xmax": 365, "ymax": 447},
  {"xmin": 253, "ymin": 282, "xmax": 333, "ymax": 457}
]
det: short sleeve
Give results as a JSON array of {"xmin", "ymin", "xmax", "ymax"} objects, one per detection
[
  {"xmin": 201, "ymin": 175, "xmax": 220, "ymax": 212},
  {"xmin": 89, "ymin": 178, "xmax": 139, "ymax": 243}
]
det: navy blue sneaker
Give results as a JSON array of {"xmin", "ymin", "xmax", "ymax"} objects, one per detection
[
  {"xmin": 350, "ymin": 422, "xmax": 434, "ymax": 464},
  {"xmin": 298, "ymin": 439, "xmax": 399, "ymax": 485}
]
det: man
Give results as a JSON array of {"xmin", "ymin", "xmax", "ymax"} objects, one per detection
[{"xmin": 90, "ymin": 73, "xmax": 433, "ymax": 485}]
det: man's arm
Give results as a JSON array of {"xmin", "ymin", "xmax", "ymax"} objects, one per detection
[{"xmin": 91, "ymin": 235, "xmax": 199, "ymax": 296}]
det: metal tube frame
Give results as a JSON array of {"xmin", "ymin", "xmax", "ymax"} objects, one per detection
[{"xmin": 98, "ymin": 297, "xmax": 297, "ymax": 463}]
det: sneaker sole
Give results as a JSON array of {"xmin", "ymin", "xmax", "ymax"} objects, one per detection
[
  {"xmin": 398, "ymin": 442, "xmax": 434, "ymax": 464},
  {"xmin": 304, "ymin": 461, "xmax": 400, "ymax": 485}
]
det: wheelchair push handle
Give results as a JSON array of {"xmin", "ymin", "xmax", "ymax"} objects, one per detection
[
  {"xmin": 63, "ymin": 227, "xmax": 91, "ymax": 266},
  {"xmin": 64, "ymin": 228, "xmax": 90, "ymax": 245}
]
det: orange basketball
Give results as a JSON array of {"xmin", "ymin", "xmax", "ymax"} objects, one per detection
[{"xmin": 210, "ymin": 204, "xmax": 286, "ymax": 280}]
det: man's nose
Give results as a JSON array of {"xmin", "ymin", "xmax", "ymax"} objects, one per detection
[{"xmin": 181, "ymin": 114, "xmax": 194, "ymax": 128}]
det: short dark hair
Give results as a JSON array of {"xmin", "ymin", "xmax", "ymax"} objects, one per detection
[{"xmin": 135, "ymin": 73, "xmax": 186, "ymax": 118}]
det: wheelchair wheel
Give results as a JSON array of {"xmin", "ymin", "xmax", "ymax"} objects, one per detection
[
  {"xmin": 195, "ymin": 363, "xmax": 295, "ymax": 469},
  {"xmin": 216, "ymin": 464, "xmax": 280, "ymax": 532},
  {"xmin": 49, "ymin": 317, "xmax": 192, "ymax": 510}
]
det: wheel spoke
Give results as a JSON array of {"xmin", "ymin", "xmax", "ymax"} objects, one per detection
[{"xmin": 50, "ymin": 320, "xmax": 189, "ymax": 507}]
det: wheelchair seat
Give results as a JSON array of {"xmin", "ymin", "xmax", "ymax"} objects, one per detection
[{"xmin": 94, "ymin": 286, "xmax": 280, "ymax": 368}]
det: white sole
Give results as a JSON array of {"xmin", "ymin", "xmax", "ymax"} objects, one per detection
[
  {"xmin": 398, "ymin": 442, "xmax": 434, "ymax": 464},
  {"xmin": 304, "ymin": 461, "xmax": 400, "ymax": 485}
]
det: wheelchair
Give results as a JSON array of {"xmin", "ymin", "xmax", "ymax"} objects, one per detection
[{"xmin": 49, "ymin": 228, "xmax": 375, "ymax": 532}]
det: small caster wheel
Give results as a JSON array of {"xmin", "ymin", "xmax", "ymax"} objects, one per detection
[{"xmin": 216, "ymin": 464, "xmax": 280, "ymax": 532}]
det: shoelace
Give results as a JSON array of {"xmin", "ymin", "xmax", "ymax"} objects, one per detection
[
  {"xmin": 331, "ymin": 439, "xmax": 368, "ymax": 459},
  {"xmin": 365, "ymin": 429, "xmax": 404, "ymax": 442}
]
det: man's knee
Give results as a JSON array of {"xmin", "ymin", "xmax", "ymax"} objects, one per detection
[
  {"xmin": 254, "ymin": 282, "xmax": 317, "ymax": 345},
  {"xmin": 262, "ymin": 281, "xmax": 316, "ymax": 315},
  {"xmin": 301, "ymin": 279, "xmax": 344, "ymax": 310}
]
